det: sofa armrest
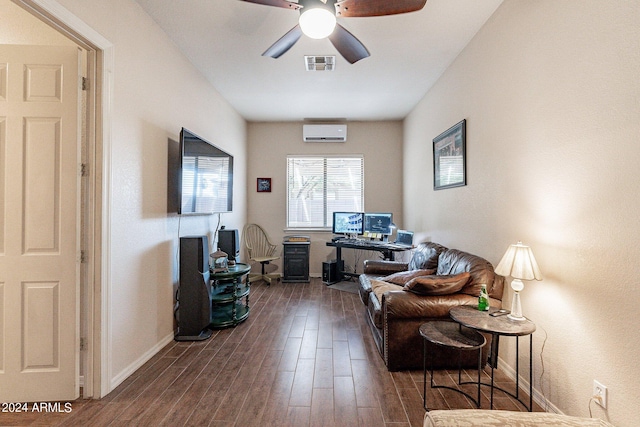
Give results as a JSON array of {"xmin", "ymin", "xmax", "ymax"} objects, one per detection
[
  {"xmin": 383, "ymin": 291, "xmax": 473, "ymax": 319},
  {"xmin": 383, "ymin": 291, "xmax": 502, "ymax": 320},
  {"xmin": 363, "ymin": 260, "xmax": 409, "ymax": 275},
  {"xmin": 380, "ymin": 292, "xmax": 498, "ymax": 371}
]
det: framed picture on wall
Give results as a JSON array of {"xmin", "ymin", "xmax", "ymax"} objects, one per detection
[
  {"xmin": 257, "ymin": 177, "xmax": 272, "ymax": 192},
  {"xmin": 433, "ymin": 119, "xmax": 466, "ymax": 190}
]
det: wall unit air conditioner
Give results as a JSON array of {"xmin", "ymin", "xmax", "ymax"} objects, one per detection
[{"xmin": 303, "ymin": 124, "xmax": 347, "ymax": 142}]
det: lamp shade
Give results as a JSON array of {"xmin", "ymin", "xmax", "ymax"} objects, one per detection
[{"xmin": 495, "ymin": 241, "xmax": 543, "ymax": 281}]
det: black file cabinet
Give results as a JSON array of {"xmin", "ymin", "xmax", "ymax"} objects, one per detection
[{"xmin": 283, "ymin": 236, "xmax": 310, "ymax": 283}]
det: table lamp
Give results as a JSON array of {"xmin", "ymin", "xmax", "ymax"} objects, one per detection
[{"xmin": 494, "ymin": 241, "xmax": 542, "ymax": 321}]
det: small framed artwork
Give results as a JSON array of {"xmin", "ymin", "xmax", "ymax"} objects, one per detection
[
  {"xmin": 257, "ymin": 177, "xmax": 272, "ymax": 192},
  {"xmin": 433, "ymin": 119, "xmax": 466, "ymax": 190}
]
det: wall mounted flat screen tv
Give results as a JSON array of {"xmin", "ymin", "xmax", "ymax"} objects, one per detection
[
  {"xmin": 179, "ymin": 128, "xmax": 233, "ymax": 214},
  {"xmin": 332, "ymin": 212, "xmax": 364, "ymax": 235}
]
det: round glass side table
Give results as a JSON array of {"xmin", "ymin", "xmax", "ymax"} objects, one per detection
[
  {"xmin": 449, "ymin": 305, "xmax": 536, "ymax": 411},
  {"xmin": 419, "ymin": 321, "xmax": 486, "ymax": 411}
]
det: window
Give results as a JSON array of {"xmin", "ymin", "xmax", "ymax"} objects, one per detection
[{"xmin": 287, "ymin": 155, "xmax": 364, "ymax": 229}]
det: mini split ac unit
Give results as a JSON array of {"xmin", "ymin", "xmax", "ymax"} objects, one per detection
[{"xmin": 303, "ymin": 124, "xmax": 347, "ymax": 142}]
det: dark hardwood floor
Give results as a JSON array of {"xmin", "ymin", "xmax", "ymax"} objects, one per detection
[{"xmin": 3, "ymin": 278, "xmax": 541, "ymax": 426}]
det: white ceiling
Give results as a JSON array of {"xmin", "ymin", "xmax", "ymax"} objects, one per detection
[{"xmin": 134, "ymin": 0, "xmax": 503, "ymax": 122}]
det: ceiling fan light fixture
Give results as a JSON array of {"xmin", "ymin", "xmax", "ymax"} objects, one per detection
[{"xmin": 299, "ymin": 8, "xmax": 337, "ymax": 39}]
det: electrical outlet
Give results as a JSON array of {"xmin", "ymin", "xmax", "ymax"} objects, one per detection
[{"xmin": 593, "ymin": 380, "xmax": 607, "ymax": 409}]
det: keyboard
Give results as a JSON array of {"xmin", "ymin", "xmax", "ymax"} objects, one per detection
[
  {"xmin": 337, "ymin": 239, "xmax": 386, "ymax": 247},
  {"xmin": 338, "ymin": 238, "xmax": 362, "ymax": 245}
]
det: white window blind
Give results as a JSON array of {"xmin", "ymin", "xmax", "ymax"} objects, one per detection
[{"xmin": 287, "ymin": 155, "xmax": 364, "ymax": 229}]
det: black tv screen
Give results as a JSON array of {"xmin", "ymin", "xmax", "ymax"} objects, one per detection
[{"xmin": 179, "ymin": 128, "xmax": 233, "ymax": 214}]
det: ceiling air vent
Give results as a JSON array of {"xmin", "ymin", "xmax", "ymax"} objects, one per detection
[{"xmin": 305, "ymin": 55, "xmax": 335, "ymax": 71}]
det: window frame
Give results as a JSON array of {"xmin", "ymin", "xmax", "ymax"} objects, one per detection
[{"xmin": 286, "ymin": 154, "xmax": 364, "ymax": 231}]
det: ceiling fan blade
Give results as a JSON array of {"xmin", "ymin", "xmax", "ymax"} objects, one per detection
[
  {"xmin": 238, "ymin": 0, "xmax": 302, "ymax": 10},
  {"xmin": 335, "ymin": 0, "xmax": 427, "ymax": 17},
  {"xmin": 328, "ymin": 23, "xmax": 370, "ymax": 64},
  {"xmin": 262, "ymin": 24, "xmax": 303, "ymax": 58}
]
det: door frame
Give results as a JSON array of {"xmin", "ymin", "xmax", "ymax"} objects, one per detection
[{"xmin": 14, "ymin": 0, "xmax": 113, "ymax": 398}]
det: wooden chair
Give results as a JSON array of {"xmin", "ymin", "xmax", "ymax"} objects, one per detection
[{"xmin": 243, "ymin": 224, "xmax": 280, "ymax": 285}]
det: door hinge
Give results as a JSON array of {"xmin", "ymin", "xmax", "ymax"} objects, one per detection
[
  {"xmin": 82, "ymin": 77, "xmax": 88, "ymax": 91},
  {"xmin": 80, "ymin": 250, "xmax": 87, "ymax": 263},
  {"xmin": 80, "ymin": 163, "xmax": 89, "ymax": 177},
  {"xmin": 80, "ymin": 338, "xmax": 87, "ymax": 351}
]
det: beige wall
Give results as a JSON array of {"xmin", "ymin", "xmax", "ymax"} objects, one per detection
[
  {"xmin": 0, "ymin": 1, "xmax": 74, "ymax": 45},
  {"xmin": 404, "ymin": 1, "xmax": 639, "ymax": 425},
  {"xmin": 46, "ymin": 0, "xmax": 248, "ymax": 391},
  {"xmin": 246, "ymin": 121, "xmax": 406, "ymax": 278}
]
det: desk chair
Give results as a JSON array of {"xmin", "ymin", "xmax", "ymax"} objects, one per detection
[{"xmin": 243, "ymin": 223, "xmax": 280, "ymax": 285}]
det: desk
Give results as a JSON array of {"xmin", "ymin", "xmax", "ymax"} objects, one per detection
[
  {"xmin": 449, "ymin": 305, "xmax": 536, "ymax": 411},
  {"xmin": 326, "ymin": 239, "xmax": 410, "ymax": 281}
]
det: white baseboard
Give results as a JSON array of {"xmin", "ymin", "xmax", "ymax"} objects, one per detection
[
  {"xmin": 109, "ymin": 332, "xmax": 175, "ymax": 392},
  {"xmin": 495, "ymin": 355, "xmax": 563, "ymax": 415}
]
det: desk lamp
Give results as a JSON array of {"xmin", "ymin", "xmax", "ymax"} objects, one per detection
[{"xmin": 495, "ymin": 241, "xmax": 542, "ymax": 321}]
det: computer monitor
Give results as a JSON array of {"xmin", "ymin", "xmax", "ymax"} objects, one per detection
[
  {"xmin": 332, "ymin": 212, "xmax": 364, "ymax": 235},
  {"xmin": 395, "ymin": 230, "xmax": 414, "ymax": 246},
  {"xmin": 363, "ymin": 212, "xmax": 393, "ymax": 235}
]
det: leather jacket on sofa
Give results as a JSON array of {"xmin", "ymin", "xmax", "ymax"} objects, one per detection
[{"xmin": 358, "ymin": 242, "xmax": 505, "ymax": 371}]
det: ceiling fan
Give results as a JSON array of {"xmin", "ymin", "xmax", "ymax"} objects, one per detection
[{"xmin": 239, "ymin": 0, "xmax": 428, "ymax": 64}]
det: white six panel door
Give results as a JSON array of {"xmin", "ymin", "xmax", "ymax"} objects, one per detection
[{"xmin": 0, "ymin": 45, "xmax": 80, "ymax": 402}]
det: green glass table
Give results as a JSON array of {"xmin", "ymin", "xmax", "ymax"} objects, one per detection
[{"xmin": 210, "ymin": 263, "xmax": 251, "ymax": 328}]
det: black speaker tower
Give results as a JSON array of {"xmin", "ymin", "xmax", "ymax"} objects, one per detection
[
  {"xmin": 218, "ymin": 228, "xmax": 240, "ymax": 262},
  {"xmin": 175, "ymin": 235, "xmax": 213, "ymax": 341}
]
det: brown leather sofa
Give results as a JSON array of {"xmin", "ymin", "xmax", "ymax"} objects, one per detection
[{"xmin": 358, "ymin": 242, "xmax": 505, "ymax": 371}]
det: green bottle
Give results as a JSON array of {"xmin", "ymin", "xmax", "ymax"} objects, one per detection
[{"xmin": 478, "ymin": 284, "xmax": 489, "ymax": 311}]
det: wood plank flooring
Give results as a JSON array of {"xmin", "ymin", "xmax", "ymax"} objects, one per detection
[{"xmin": 2, "ymin": 278, "xmax": 541, "ymax": 426}]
